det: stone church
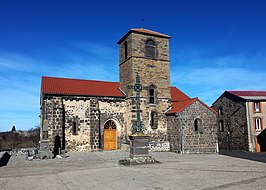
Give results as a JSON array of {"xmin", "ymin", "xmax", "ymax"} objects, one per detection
[{"xmin": 40, "ymin": 28, "xmax": 218, "ymax": 154}]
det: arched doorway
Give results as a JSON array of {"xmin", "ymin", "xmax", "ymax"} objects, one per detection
[
  {"xmin": 104, "ymin": 120, "xmax": 117, "ymax": 150},
  {"xmin": 53, "ymin": 135, "xmax": 61, "ymax": 158}
]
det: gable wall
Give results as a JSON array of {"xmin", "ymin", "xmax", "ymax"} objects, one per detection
[
  {"xmin": 212, "ymin": 95, "xmax": 248, "ymax": 151},
  {"xmin": 168, "ymin": 101, "xmax": 218, "ymax": 153}
]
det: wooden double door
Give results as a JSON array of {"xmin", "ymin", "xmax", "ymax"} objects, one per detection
[{"xmin": 103, "ymin": 120, "xmax": 117, "ymax": 151}]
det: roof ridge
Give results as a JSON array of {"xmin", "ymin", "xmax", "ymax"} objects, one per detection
[
  {"xmin": 118, "ymin": 28, "xmax": 170, "ymax": 44},
  {"xmin": 227, "ymin": 90, "xmax": 266, "ymax": 92},
  {"xmin": 42, "ymin": 76, "xmax": 118, "ymax": 84},
  {"xmin": 226, "ymin": 90, "xmax": 266, "ymax": 97},
  {"xmin": 131, "ymin": 28, "xmax": 171, "ymax": 37},
  {"xmin": 41, "ymin": 76, "xmax": 124, "ymax": 97}
]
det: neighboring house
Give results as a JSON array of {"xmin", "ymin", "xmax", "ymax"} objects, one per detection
[
  {"xmin": 40, "ymin": 28, "xmax": 218, "ymax": 154},
  {"xmin": 212, "ymin": 91, "xmax": 266, "ymax": 152}
]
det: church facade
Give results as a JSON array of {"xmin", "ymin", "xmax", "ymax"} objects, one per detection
[{"xmin": 40, "ymin": 29, "xmax": 218, "ymax": 154}]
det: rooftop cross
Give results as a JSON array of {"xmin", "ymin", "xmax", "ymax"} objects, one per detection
[{"xmin": 127, "ymin": 73, "xmax": 148, "ymax": 134}]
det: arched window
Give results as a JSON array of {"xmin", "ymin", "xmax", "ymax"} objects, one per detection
[
  {"xmin": 124, "ymin": 41, "xmax": 128, "ymax": 60},
  {"xmin": 145, "ymin": 39, "xmax": 156, "ymax": 59},
  {"xmin": 149, "ymin": 85, "xmax": 156, "ymax": 104},
  {"xmin": 194, "ymin": 118, "xmax": 204, "ymax": 134},
  {"xmin": 219, "ymin": 120, "xmax": 224, "ymax": 132},
  {"xmin": 104, "ymin": 120, "xmax": 117, "ymax": 129},
  {"xmin": 150, "ymin": 111, "xmax": 158, "ymax": 129},
  {"xmin": 42, "ymin": 119, "xmax": 48, "ymax": 139},
  {"xmin": 218, "ymin": 107, "xmax": 223, "ymax": 115}
]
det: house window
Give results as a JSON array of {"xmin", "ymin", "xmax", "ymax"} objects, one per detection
[
  {"xmin": 255, "ymin": 118, "xmax": 262, "ymax": 131},
  {"xmin": 218, "ymin": 107, "xmax": 223, "ymax": 115},
  {"xmin": 219, "ymin": 120, "xmax": 224, "ymax": 132},
  {"xmin": 194, "ymin": 118, "xmax": 204, "ymax": 134},
  {"xmin": 150, "ymin": 111, "xmax": 158, "ymax": 129},
  {"xmin": 254, "ymin": 102, "xmax": 261, "ymax": 113},
  {"xmin": 149, "ymin": 85, "xmax": 156, "ymax": 104},
  {"xmin": 73, "ymin": 121, "xmax": 77, "ymax": 135},
  {"xmin": 124, "ymin": 41, "xmax": 128, "ymax": 60},
  {"xmin": 145, "ymin": 39, "xmax": 156, "ymax": 59}
]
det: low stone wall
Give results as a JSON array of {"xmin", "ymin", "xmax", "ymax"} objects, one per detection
[
  {"xmin": 149, "ymin": 141, "xmax": 170, "ymax": 152},
  {"xmin": 0, "ymin": 148, "xmax": 38, "ymax": 156}
]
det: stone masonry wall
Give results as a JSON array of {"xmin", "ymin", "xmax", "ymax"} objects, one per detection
[
  {"xmin": 119, "ymin": 32, "xmax": 170, "ymax": 99},
  {"xmin": 43, "ymin": 97, "xmax": 64, "ymax": 152},
  {"xmin": 41, "ymin": 95, "xmax": 126, "ymax": 152},
  {"xmin": 63, "ymin": 98, "xmax": 91, "ymax": 151},
  {"xmin": 212, "ymin": 95, "xmax": 249, "ymax": 151},
  {"xmin": 167, "ymin": 116, "xmax": 181, "ymax": 152},
  {"xmin": 99, "ymin": 99, "xmax": 126, "ymax": 149},
  {"xmin": 169, "ymin": 101, "xmax": 218, "ymax": 153}
]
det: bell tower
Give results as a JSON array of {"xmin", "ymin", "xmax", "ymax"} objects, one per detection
[{"xmin": 118, "ymin": 28, "xmax": 171, "ymax": 139}]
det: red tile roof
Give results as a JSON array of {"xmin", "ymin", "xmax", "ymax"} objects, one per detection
[
  {"xmin": 166, "ymin": 98, "xmax": 198, "ymax": 114},
  {"xmin": 166, "ymin": 98, "xmax": 216, "ymax": 115},
  {"xmin": 167, "ymin": 87, "xmax": 216, "ymax": 115},
  {"xmin": 227, "ymin": 91, "xmax": 266, "ymax": 97},
  {"xmin": 118, "ymin": 28, "xmax": 170, "ymax": 44},
  {"xmin": 41, "ymin": 76, "xmax": 215, "ymax": 114},
  {"xmin": 131, "ymin": 28, "xmax": 171, "ymax": 38},
  {"xmin": 170, "ymin": 87, "xmax": 191, "ymax": 102},
  {"xmin": 41, "ymin": 76, "xmax": 125, "ymax": 97}
]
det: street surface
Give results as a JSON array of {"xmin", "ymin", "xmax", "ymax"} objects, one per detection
[{"xmin": 0, "ymin": 151, "xmax": 265, "ymax": 190}]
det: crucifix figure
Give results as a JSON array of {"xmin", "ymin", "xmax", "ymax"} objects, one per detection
[{"xmin": 127, "ymin": 73, "xmax": 148, "ymax": 134}]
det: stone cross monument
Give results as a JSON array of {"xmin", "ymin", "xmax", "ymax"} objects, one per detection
[
  {"xmin": 119, "ymin": 73, "xmax": 159, "ymax": 165},
  {"xmin": 127, "ymin": 73, "xmax": 147, "ymax": 134}
]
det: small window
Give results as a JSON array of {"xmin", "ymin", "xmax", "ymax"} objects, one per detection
[
  {"xmin": 219, "ymin": 120, "xmax": 224, "ymax": 132},
  {"xmin": 218, "ymin": 107, "xmax": 223, "ymax": 115},
  {"xmin": 42, "ymin": 131, "xmax": 48, "ymax": 139},
  {"xmin": 194, "ymin": 118, "xmax": 204, "ymax": 134},
  {"xmin": 149, "ymin": 85, "xmax": 156, "ymax": 104},
  {"xmin": 254, "ymin": 102, "xmax": 260, "ymax": 113},
  {"xmin": 255, "ymin": 118, "xmax": 262, "ymax": 131},
  {"xmin": 42, "ymin": 119, "xmax": 48, "ymax": 139},
  {"xmin": 124, "ymin": 41, "xmax": 128, "ymax": 60},
  {"xmin": 194, "ymin": 119, "xmax": 199, "ymax": 131},
  {"xmin": 145, "ymin": 39, "xmax": 156, "ymax": 59},
  {"xmin": 150, "ymin": 111, "xmax": 158, "ymax": 129},
  {"xmin": 73, "ymin": 121, "xmax": 77, "ymax": 135}
]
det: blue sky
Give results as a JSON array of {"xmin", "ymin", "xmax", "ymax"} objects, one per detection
[{"xmin": 1, "ymin": 0, "xmax": 266, "ymax": 132}]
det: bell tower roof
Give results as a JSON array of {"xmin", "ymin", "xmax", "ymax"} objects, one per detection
[{"xmin": 117, "ymin": 28, "xmax": 171, "ymax": 44}]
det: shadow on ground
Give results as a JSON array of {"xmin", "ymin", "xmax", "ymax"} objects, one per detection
[{"xmin": 219, "ymin": 150, "xmax": 266, "ymax": 163}]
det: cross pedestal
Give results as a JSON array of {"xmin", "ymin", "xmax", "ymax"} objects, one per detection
[
  {"xmin": 129, "ymin": 135, "xmax": 150, "ymax": 158},
  {"xmin": 119, "ymin": 135, "xmax": 159, "ymax": 165}
]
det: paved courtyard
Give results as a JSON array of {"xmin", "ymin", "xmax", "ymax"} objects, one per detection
[{"xmin": 0, "ymin": 151, "xmax": 265, "ymax": 190}]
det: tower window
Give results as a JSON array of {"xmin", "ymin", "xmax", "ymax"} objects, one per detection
[
  {"xmin": 149, "ymin": 85, "xmax": 156, "ymax": 104},
  {"xmin": 145, "ymin": 39, "xmax": 156, "ymax": 59},
  {"xmin": 150, "ymin": 111, "xmax": 158, "ymax": 129},
  {"xmin": 124, "ymin": 41, "xmax": 128, "ymax": 60}
]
